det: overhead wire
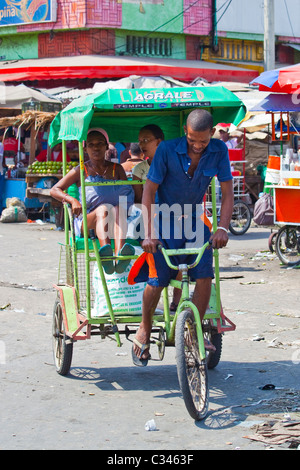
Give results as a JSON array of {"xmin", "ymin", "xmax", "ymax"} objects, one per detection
[{"xmin": 283, "ymin": 0, "xmax": 295, "ymax": 38}]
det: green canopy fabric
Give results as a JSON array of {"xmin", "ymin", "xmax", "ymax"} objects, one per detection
[{"xmin": 49, "ymin": 86, "xmax": 246, "ymax": 146}]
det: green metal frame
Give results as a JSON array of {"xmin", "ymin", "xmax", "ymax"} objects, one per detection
[{"xmin": 55, "ymin": 140, "xmax": 234, "ymax": 358}]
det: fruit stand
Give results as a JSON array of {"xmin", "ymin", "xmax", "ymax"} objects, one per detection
[
  {"xmin": 25, "ymin": 160, "xmax": 78, "ymax": 226},
  {"xmin": 26, "ymin": 160, "xmax": 78, "ymax": 202},
  {"xmin": 0, "ymin": 110, "xmax": 60, "ymax": 214}
]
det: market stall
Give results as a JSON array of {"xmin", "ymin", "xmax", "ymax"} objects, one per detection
[
  {"xmin": 0, "ymin": 109, "xmax": 62, "ymax": 216},
  {"xmin": 0, "ymin": 84, "xmax": 63, "ymax": 214},
  {"xmin": 249, "ymin": 93, "xmax": 300, "ymax": 186},
  {"xmin": 249, "ymin": 92, "xmax": 300, "ymax": 265}
]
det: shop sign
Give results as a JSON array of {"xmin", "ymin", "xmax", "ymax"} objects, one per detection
[
  {"xmin": 0, "ymin": 0, "xmax": 57, "ymax": 27},
  {"xmin": 112, "ymin": 89, "xmax": 211, "ymax": 109}
]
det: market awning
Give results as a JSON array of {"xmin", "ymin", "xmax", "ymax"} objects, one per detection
[
  {"xmin": 0, "ymin": 110, "xmax": 58, "ymax": 132},
  {"xmin": 48, "ymin": 85, "xmax": 246, "ymax": 146},
  {"xmin": 250, "ymin": 93, "xmax": 300, "ymax": 112},
  {"xmin": 249, "ymin": 93, "xmax": 300, "ymax": 136},
  {"xmin": 250, "ymin": 63, "xmax": 300, "ymax": 94},
  {"xmin": 283, "ymin": 44, "xmax": 300, "ymax": 52},
  {"xmin": 0, "ymin": 83, "xmax": 61, "ymax": 109},
  {"xmin": 235, "ymin": 93, "xmax": 299, "ymax": 133},
  {"xmin": 0, "ymin": 55, "xmax": 259, "ymax": 84}
]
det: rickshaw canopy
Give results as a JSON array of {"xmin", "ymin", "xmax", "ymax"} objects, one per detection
[{"xmin": 48, "ymin": 86, "xmax": 246, "ymax": 147}]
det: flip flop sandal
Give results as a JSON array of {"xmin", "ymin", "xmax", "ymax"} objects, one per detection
[
  {"xmin": 99, "ymin": 244, "xmax": 114, "ymax": 275},
  {"xmin": 131, "ymin": 337, "xmax": 151, "ymax": 367},
  {"xmin": 115, "ymin": 243, "xmax": 135, "ymax": 274}
]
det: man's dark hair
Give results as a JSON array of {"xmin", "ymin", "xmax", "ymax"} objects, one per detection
[
  {"xmin": 140, "ymin": 124, "xmax": 165, "ymax": 140},
  {"xmin": 130, "ymin": 142, "xmax": 142, "ymax": 156},
  {"xmin": 186, "ymin": 109, "xmax": 213, "ymax": 131}
]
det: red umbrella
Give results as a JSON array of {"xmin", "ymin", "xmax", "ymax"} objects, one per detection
[{"xmin": 250, "ymin": 63, "xmax": 300, "ymax": 94}]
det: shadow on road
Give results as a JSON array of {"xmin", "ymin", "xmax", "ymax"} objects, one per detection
[{"xmin": 61, "ymin": 358, "xmax": 298, "ymax": 430}]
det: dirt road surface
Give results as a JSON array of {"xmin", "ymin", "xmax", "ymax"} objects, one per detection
[{"xmin": 0, "ymin": 221, "xmax": 299, "ymax": 451}]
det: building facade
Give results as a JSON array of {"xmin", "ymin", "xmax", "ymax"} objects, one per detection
[
  {"xmin": 0, "ymin": 0, "xmax": 298, "ymax": 73},
  {"xmin": 0, "ymin": 0, "xmax": 214, "ymax": 62}
]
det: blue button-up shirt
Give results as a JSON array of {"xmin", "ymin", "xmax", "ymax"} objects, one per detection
[{"xmin": 147, "ymin": 136, "xmax": 232, "ymax": 212}]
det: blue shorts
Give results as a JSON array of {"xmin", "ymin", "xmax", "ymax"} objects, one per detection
[{"xmin": 128, "ymin": 221, "xmax": 213, "ymax": 288}]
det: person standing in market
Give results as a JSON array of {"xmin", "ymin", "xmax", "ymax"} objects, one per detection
[
  {"xmin": 121, "ymin": 142, "xmax": 144, "ymax": 178},
  {"xmin": 35, "ymin": 143, "xmax": 71, "ymax": 162},
  {"xmin": 215, "ymin": 123, "xmax": 242, "ymax": 149},
  {"xmin": 3, "ymin": 127, "xmax": 24, "ymax": 165},
  {"xmin": 128, "ymin": 109, "xmax": 234, "ymax": 366}
]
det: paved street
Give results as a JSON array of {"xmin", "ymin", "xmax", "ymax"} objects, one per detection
[{"xmin": 0, "ymin": 221, "xmax": 299, "ymax": 451}]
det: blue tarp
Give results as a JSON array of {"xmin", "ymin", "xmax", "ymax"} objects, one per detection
[{"xmin": 250, "ymin": 69, "xmax": 280, "ymax": 88}]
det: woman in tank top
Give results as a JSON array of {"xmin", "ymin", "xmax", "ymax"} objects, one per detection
[{"xmin": 50, "ymin": 128, "xmax": 135, "ymax": 274}]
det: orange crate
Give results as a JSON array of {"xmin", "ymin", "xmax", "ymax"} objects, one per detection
[{"xmin": 275, "ymin": 187, "xmax": 300, "ymax": 224}]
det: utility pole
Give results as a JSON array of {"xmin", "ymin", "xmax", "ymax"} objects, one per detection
[{"xmin": 264, "ymin": 0, "xmax": 275, "ymax": 70}]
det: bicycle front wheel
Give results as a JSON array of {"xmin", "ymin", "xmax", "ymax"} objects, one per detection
[
  {"xmin": 275, "ymin": 225, "xmax": 300, "ymax": 266},
  {"xmin": 175, "ymin": 309, "xmax": 209, "ymax": 421},
  {"xmin": 229, "ymin": 200, "xmax": 252, "ymax": 235}
]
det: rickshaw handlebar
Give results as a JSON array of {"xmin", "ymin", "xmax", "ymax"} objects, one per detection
[{"xmin": 157, "ymin": 241, "xmax": 212, "ymax": 271}]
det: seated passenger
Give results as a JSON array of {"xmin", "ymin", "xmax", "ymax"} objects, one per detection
[
  {"xmin": 132, "ymin": 124, "xmax": 164, "ymax": 203},
  {"xmin": 50, "ymin": 128, "xmax": 135, "ymax": 274},
  {"xmin": 130, "ymin": 124, "xmax": 181, "ymax": 312}
]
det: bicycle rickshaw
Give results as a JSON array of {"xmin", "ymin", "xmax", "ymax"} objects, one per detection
[{"xmin": 49, "ymin": 86, "xmax": 246, "ymax": 420}]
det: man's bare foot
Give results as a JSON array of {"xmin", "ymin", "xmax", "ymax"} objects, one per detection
[{"xmin": 133, "ymin": 324, "xmax": 151, "ymax": 360}]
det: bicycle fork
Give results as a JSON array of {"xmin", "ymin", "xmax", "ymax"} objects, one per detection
[{"xmin": 169, "ymin": 265, "xmax": 206, "ymax": 361}]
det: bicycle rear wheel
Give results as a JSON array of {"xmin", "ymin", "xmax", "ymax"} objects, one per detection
[
  {"xmin": 275, "ymin": 225, "xmax": 300, "ymax": 266},
  {"xmin": 229, "ymin": 200, "xmax": 252, "ymax": 235},
  {"xmin": 175, "ymin": 309, "xmax": 209, "ymax": 421}
]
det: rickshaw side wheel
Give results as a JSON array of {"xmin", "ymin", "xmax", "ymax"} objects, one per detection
[
  {"xmin": 268, "ymin": 231, "xmax": 277, "ymax": 253},
  {"xmin": 202, "ymin": 321, "xmax": 222, "ymax": 369},
  {"xmin": 229, "ymin": 200, "xmax": 252, "ymax": 236},
  {"xmin": 157, "ymin": 327, "xmax": 166, "ymax": 361},
  {"xmin": 206, "ymin": 332, "xmax": 222, "ymax": 369},
  {"xmin": 52, "ymin": 299, "xmax": 73, "ymax": 376},
  {"xmin": 175, "ymin": 309, "xmax": 209, "ymax": 421},
  {"xmin": 275, "ymin": 225, "xmax": 300, "ymax": 267}
]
